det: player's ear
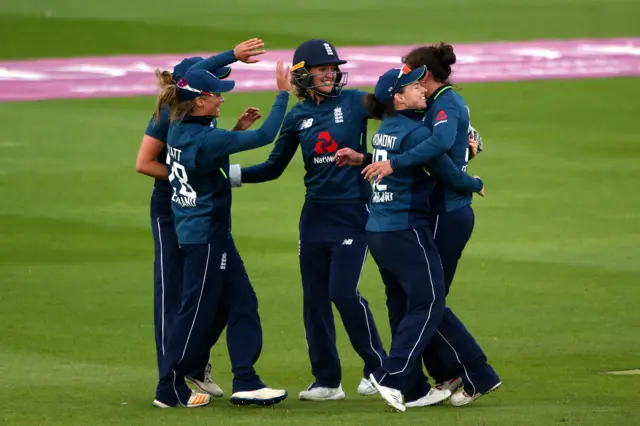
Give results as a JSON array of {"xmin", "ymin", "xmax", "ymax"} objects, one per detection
[{"xmin": 393, "ymin": 92, "xmax": 405, "ymax": 105}]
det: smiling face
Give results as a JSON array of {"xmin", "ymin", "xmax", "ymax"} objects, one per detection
[
  {"xmin": 394, "ymin": 81, "xmax": 427, "ymax": 110},
  {"xmin": 308, "ymin": 64, "xmax": 338, "ymax": 95},
  {"xmin": 194, "ymin": 93, "xmax": 225, "ymax": 117}
]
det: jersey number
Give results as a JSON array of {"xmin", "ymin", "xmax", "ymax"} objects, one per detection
[
  {"xmin": 167, "ymin": 157, "xmax": 197, "ymax": 198},
  {"xmin": 372, "ymin": 149, "xmax": 388, "ymax": 191}
]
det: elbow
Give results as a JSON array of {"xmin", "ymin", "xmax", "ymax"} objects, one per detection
[
  {"xmin": 270, "ymin": 169, "xmax": 285, "ymax": 180},
  {"xmin": 136, "ymin": 159, "xmax": 150, "ymax": 175},
  {"xmin": 269, "ymin": 162, "xmax": 286, "ymax": 179},
  {"xmin": 260, "ymin": 167, "xmax": 285, "ymax": 182}
]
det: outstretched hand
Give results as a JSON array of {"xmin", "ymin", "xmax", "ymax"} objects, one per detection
[
  {"xmin": 275, "ymin": 59, "xmax": 291, "ymax": 92},
  {"xmin": 234, "ymin": 38, "xmax": 266, "ymax": 64}
]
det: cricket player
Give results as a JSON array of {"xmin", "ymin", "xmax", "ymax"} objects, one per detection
[
  {"xmin": 229, "ymin": 39, "xmax": 387, "ymax": 401},
  {"xmin": 333, "ymin": 64, "xmax": 485, "ymax": 411},
  {"xmin": 135, "ymin": 38, "xmax": 265, "ymax": 399},
  {"xmin": 149, "ymin": 55, "xmax": 290, "ymax": 408},
  {"xmin": 361, "ymin": 53, "xmax": 500, "ymax": 409},
  {"xmin": 401, "ymin": 42, "xmax": 502, "ymax": 407}
]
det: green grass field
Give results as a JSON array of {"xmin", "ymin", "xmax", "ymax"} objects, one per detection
[{"xmin": 1, "ymin": 0, "xmax": 639, "ymax": 425}]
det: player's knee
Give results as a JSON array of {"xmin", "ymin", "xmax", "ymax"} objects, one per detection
[
  {"xmin": 408, "ymin": 288, "xmax": 445, "ymax": 311},
  {"xmin": 330, "ymin": 291, "xmax": 360, "ymax": 309}
]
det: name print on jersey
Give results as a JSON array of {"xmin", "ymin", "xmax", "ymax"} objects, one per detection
[
  {"xmin": 370, "ymin": 133, "xmax": 396, "ymax": 203},
  {"xmin": 166, "ymin": 146, "xmax": 198, "ymax": 208}
]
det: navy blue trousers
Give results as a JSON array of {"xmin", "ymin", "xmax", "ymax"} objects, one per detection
[
  {"xmin": 368, "ymin": 226, "xmax": 446, "ymax": 391},
  {"xmin": 155, "ymin": 238, "xmax": 265, "ymax": 405},
  {"xmin": 300, "ymin": 201, "xmax": 386, "ymax": 388},
  {"xmin": 152, "ymin": 214, "xmax": 213, "ymax": 381},
  {"xmin": 151, "ymin": 215, "xmax": 183, "ymax": 377},
  {"xmin": 405, "ymin": 206, "xmax": 499, "ymax": 399},
  {"xmin": 431, "ymin": 205, "xmax": 475, "ymax": 296}
]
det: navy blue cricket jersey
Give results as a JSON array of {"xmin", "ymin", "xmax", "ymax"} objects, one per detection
[
  {"xmin": 144, "ymin": 106, "xmax": 219, "ymax": 217},
  {"xmin": 241, "ymin": 89, "xmax": 372, "ymax": 203},
  {"xmin": 367, "ymin": 112, "xmax": 481, "ymax": 232},
  {"xmin": 165, "ymin": 91, "xmax": 289, "ymax": 244},
  {"xmin": 421, "ymin": 85, "xmax": 475, "ymax": 214}
]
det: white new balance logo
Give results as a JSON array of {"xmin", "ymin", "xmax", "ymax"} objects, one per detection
[
  {"xmin": 323, "ymin": 43, "xmax": 334, "ymax": 55},
  {"xmin": 342, "ymin": 239, "xmax": 353, "ymax": 246},
  {"xmin": 334, "ymin": 107, "xmax": 343, "ymax": 123},
  {"xmin": 220, "ymin": 252, "xmax": 227, "ymax": 270},
  {"xmin": 300, "ymin": 118, "xmax": 314, "ymax": 130}
]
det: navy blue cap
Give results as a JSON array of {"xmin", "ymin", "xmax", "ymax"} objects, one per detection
[
  {"xmin": 176, "ymin": 69, "xmax": 235, "ymax": 101},
  {"xmin": 373, "ymin": 65, "xmax": 427, "ymax": 105},
  {"xmin": 292, "ymin": 39, "xmax": 347, "ymax": 70},
  {"xmin": 172, "ymin": 56, "xmax": 232, "ymax": 80}
]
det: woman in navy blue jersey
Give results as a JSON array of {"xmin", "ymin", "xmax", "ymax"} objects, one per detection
[
  {"xmin": 230, "ymin": 39, "xmax": 387, "ymax": 401},
  {"xmin": 135, "ymin": 38, "xmax": 265, "ymax": 400},
  {"xmin": 400, "ymin": 43, "xmax": 501, "ymax": 407},
  {"xmin": 151, "ymin": 58, "xmax": 291, "ymax": 409},
  {"xmin": 362, "ymin": 47, "xmax": 502, "ymax": 408},
  {"xmin": 356, "ymin": 65, "xmax": 488, "ymax": 412}
]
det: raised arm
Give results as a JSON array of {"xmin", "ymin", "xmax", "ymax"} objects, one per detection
[
  {"xmin": 188, "ymin": 38, "xmax": 266, "ymax": 73},
  {"xmin": 200, "ymin": 91, "xmax": 290, "ymax": 158},
  {"xmin": 240, "ymin": 111, "xmax": 299, "ymax": 183}
]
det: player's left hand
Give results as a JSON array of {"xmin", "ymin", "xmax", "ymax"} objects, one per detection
[
  {"xmin": 362, "ymin": 160, "xmax": 393, "ymax": 183},
  {"xmin": 335, "ymin": 148, "xmax": 364, "ymax": 166},
  {"xmin": 233, "ymin": 107, "xmax": 261, "ymax": 131},
  {"xmin": 468, "ymin": 135, "xmax": 479, "ymax": 159}
]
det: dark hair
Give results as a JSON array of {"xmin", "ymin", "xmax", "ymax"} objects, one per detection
[
  {"xmin": 363, "ymin": 86, "xmax": 409, "ymax": 120},
  {"xmin": 402, "ymin": 42, "xmax": 456, "ymax": 83},
  {"xmin": 154, "ymin": 69, "xmax": 196, "ymax": 121}
]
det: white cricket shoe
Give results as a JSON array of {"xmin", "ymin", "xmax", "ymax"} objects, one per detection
[
  {"xmin": 299, "ymin": 384, "xmax": 346, "ymax": 401},
  {"xmin": 357, "ymin": 377, "xmax": 377, "ymax": 396},
  {"xmin": 435, "ymin": 376, "xmax": 463, "ymax": 394},
  {"xmin": 185, "ymin": 363, "xmax": 224, "ymax": 398},
  {"xmin": 152, "ymin": 391, "xmax": 211, "ymax": 408},
  {"xmin": 230, "ymin": 387, "xmax": 288, "ymax": 406},
  {"xmin": 369, "ymin": 374, "xmax": 405, "ymax": 413},
  {"xmin": 185, "ymin": 375, "xmax": 224, "ymax": 398},
  {"xmin": 450, "ymin": 381, "xmax": 502, "ymax": 407},
  {"xmin": 405, "ymin": 387, "xmax": 452, "ymax": 408}
]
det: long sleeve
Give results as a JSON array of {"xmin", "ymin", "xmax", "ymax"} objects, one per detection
[
  {"xmin": 187, "ymin": 50, "xmax": 237, "ymax": 73},
  {"xmin": 199, "ymin": 91, "xmax": 290, "ymax": 159},
  {"xmin": 241, "ymin": 111, "xmax": 300, "ymax": 183},
  {"xmin": 427, "ymin": 154, "xmax": 482, "ymax": 193},
  {"xmin": 391, "ymin": 105, "xmax": 459, "ymax": 169}
]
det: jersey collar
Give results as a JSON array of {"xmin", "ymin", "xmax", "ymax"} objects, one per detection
[
  {"xmin": 427, "ymin": 84, "xmax": 452, "ymax": 109},
  {"xmin": 182, "ymin": 115, "xmax": 216, "ymax": 126}
]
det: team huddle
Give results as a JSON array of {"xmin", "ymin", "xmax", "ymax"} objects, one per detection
[{"xmin": 135, "ymin": 37, "xmax": 501, "ymax": 413}]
